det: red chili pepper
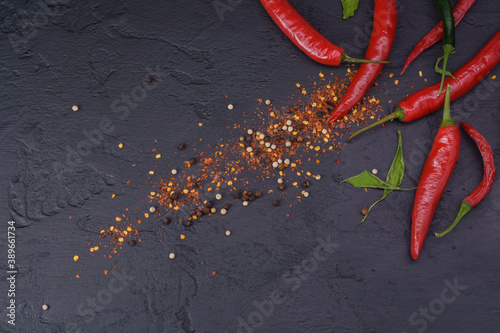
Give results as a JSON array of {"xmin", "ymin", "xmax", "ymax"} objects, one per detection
[
  {"xmin": 411, "ymin": 85, "xmax": 460, "ymax": 260},
  {"xmin": 401, "ymin": 0, "xmax": 476, "ymax": 75},
  {"xmin": 259, "ymin": 0, "xmax": 392, "ymax": 66},
  {"xmin": 435, "ymin": 121, "xmax": 495, "ymax": 237},
  {"xmin": 326, "ymin": 0, "xmax": 397, "ymax": 123},
  {"xmin": 349, "ymin": 30, "xmax": 500, "ymax": 141}
]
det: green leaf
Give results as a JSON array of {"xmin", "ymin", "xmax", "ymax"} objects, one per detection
[
  {"xmin": 341, "ymin": 170, "xmax": 413, "ymax": 191},
  {"xmin": 359, "ymin": 130, "xmax": 405, "ymax": 223},
  {"xmin": 341, "ymin": 0, "xmax": 359, "ymax": 19},
  {"xmin": 385, "ymin": 129, "xmax": 405, "ymax": 189}
]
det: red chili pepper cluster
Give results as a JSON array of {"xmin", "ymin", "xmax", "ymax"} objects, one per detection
[
  {"xmin": 349, "ymin": 30, "xmax": 500, "ymax": 140},
  {"xmin": 411, "ymin": 86, "xmax": 495, "ymax": 259},
  {"xmin": 435, "ymin": 121, "xmax": 495, "ymax": 238},
  {"xmin": 260, "ymin": 0, "xmax": 393, "ymax": 66},
  {"xmin": 260, "ymin": 0, "xmax": 397, "ymax": 122},
  {"xmin": 259, "ymin": 1, "xmax": 497, "ymax": 260}
]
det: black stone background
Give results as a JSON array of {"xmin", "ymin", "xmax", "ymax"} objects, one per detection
[{"xmin": 0, "ymin": 1, "xmax": 499, "ymax": 332}]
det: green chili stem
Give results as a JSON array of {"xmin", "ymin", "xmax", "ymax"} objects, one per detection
[
  {"xmin": 358, "ymin": 196, "xmax": 385, "ymax": 224},
  {"xmin": 348, "ymin": 107, "xmax": 405, "ymax": 141},
  {"xmin": 440, "ymin": 84, "xmax": 455, "ymax": 127},
  {"xmin": 437, "ymin": 44, "xmax": 455, "ymax": 96},
  {"xmin": 341, "ymin": 53, "xmax": 392, "ymax": 64},
  {"xmin": 434, "ymin": 0, "xmax": 455, "ymax": 96},
  {"xmin": 435, "ymin": 201, "xmax": 471, "ymax": 237}
]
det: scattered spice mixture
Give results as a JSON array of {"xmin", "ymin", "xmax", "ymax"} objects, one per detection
[
  {"xmin": 151, "ymin": 71, "xmax": 383, "ymax": 222},
  {"xmin": 83, "ymin": 70, "xmax": 386, "ymax": 270}
]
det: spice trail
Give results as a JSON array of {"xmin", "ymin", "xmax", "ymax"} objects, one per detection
[{"xmin": 79, "ymin": 70, "xmax": 386, "ymax": 276}]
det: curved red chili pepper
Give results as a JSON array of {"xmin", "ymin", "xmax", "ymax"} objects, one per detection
[
  {"xmin": 349, "ymin": 30, "xmax": 500, "ymax": 141},
  {"xmin": 259, "ymin": 0, "xmax": 392, "ymax": 66},
  {"xmin": 435, "ymin": 121, "xmax": 495, "ymax": 237},
  {"xmin": 459, "ymin": 122, "xmax": 495, "ymax": 207},
  {"xmin": 327, "ymin": 0, "xmax": 397, "ymax": 123},
  {"xmin": 411, "ymin": 85, "xmax": 459, "ymax": 260},
  {"xmin": 401, "ymin": 0, "xmax": 476, "ymax": 75}
]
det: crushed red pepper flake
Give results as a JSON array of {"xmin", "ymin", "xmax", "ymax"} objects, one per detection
[{"xmin": 87, "ymin": 72, "xmax": 385, "ymax": 258}]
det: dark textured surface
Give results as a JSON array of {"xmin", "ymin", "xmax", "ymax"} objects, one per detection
[{"xmin": 0, "ymin": 1, "xmax": 499, "ymax": 332}]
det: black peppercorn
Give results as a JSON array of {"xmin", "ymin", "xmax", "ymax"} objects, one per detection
[
  {"xmin": 145, "ymin": 76, "xmax": 153, "ymax": 83},
  {"xmin": 189, "ymin": 209, "xmax": 196, "ymax": 216},
  {"xmin": 278, "ymin": 184, "xmax": 286, "ymax": 191},
  {"xmin": 265, "ymin": 158, "xmax": 271, "ymax": 164},
  {"xmin": 326, "ymin": 101, "xmax": 334, "ymax": 111},
  {"xmin": 163, "ymin": 217, "xmax": 171, "ymax": 225},
  {"xmin": 166, "ymin": 197, "xmax": 173, "ymax": 204},
  {"xmin": 178, "ymin": 143, "xmax": 186, "ymax": 150},
  {"xmin": 255, "ymin": 191, "xmax": 262, "ymax": 198},
  {"xmin": 301, "ymin": 181, "xmax": 310, "ymax": 188},
  {"xmin": 246, "ymin": 191, "xmax": 253, "ymax": 196},
  {"xmin": 273, "ymin": 199, "xmax": 281, "ymax": 206},
  {"xmin": 171, "ymin": 192, "xmax": 179, "ymax": 200},
  {"xmin": 129, "ymin": 240, "xmax": 136, "ymax": 246},
  {"xmin": 296, "ymin": 136, "xmax": 304, "ymax": 143},
  {"xmin": 206, "ymin": 201, "xmax": 214, "ymax": 208},
  {"xmin": 184, "ymin": 220, "xmax": 192, "ymax": 227},
  {"xmin": 202, "ymin": 207, "xmax": 210, "ymax": 215},
  {"xmin": 196, "ymin": 211, "xmax": 203, "ymax": 218},
  {"xmin": 242, "ymin": 194, "xmax": 249, "ymax": 201},
  {"xmin": 249, "ymin": 195, "xmax": 256, "ymax": 202},
  {"xmin": 223, "ymin": 203, "xmax": 231, "ymax": 210},
  {"xmin": 189, "ymin": 157, "xmax": 197, "ymax": 165}
]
